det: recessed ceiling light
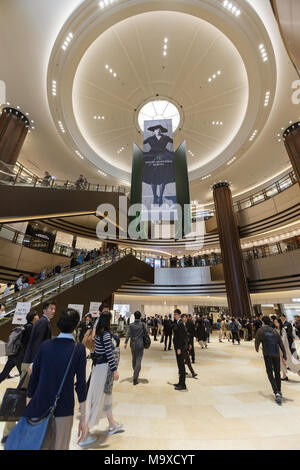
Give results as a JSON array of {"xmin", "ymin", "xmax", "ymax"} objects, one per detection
[
  {"xmin": 223, "ymin": 0, "xmax": 241, "ymax": 16},
  {"xmin": 208, "ymin": 71, "xmax": 222, "ymax": 83}
]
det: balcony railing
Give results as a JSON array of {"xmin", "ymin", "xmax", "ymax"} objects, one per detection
[
  {"xmin": 191, "ymin": 170, "xmax": 297, "ymax": 218},
  {"xmin": 0, "ymin": 161, "xmax": 126, "ymax": 194}
]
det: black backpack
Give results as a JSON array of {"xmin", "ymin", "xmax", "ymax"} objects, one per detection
[
  {"xmin": 263, "ymin": 328, "xmax": 279, "ymax": 356},
  {"xmin": 142, "ymin": 323, "xmax": 151, "ymax": 349}
]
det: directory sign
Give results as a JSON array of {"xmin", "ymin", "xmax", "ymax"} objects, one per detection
[
  {"xmin": 12, "ymin": 302, "xmax": 32, "ymax": 325},
  {"xmin": 68, "ymin": 304, "xmax": 84, "ymax": 320},
  {"xmin": 89, "ymin": 302, "xmax": 101, "ymax": 318}
]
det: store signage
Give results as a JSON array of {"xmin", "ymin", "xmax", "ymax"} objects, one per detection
[
  {"xmin": 68, "ymin": 304, "xmax": 84, "ymax": 320},
  {"xmin": 89, "ymin": 302, "xmax": 101, "ymax": 318},
  {"xmin": 12, "ymin": 302, "xmax": 32, "ymax": 325}
]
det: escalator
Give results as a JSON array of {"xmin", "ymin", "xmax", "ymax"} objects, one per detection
[{"xmin": 0, "ymin": 249, "xmax": 154, "ymax": 340}]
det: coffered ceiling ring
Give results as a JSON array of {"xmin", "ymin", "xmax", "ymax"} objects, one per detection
[{"xmin": 47, "ymin": 0, "xmax": 277, "ymax": 184}]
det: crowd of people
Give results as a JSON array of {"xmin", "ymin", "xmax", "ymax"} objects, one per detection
[
  {"xmin": 0, "ymin": 246, "xmax": 119, "ymax": 302},
  {"xmin": 1, "ymin": 303, "xmax": 300, "ymax": 449},
  {"xmin": 168, "ymin": 253, "xmax": 221, "ymax": 267}
]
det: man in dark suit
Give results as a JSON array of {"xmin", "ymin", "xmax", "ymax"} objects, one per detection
[
  {"xmin": 163, "ymin": 315, "xmax": 173, "ymax": 351},
  {"xmin": 173, "ymin": 309, "xmax": 188, "ymax": 390},
  {"xmin": 124, "ymin": 311, "xmax": 145, "ymax": 385},
  {"xmin": 22, "ymin": 301, "xmax": 56, "ymax": 369}
]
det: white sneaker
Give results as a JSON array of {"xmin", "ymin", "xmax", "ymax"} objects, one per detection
[
  {"xmin": 78, "ymin": 433, "xmax": 97, "ymax": 447},
  {"xmin": 108, "ymin": 423, "xmax": 124, "ymax": 435}
]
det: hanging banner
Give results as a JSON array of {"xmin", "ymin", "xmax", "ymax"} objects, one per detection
[
  {"xmin": 141, "ymin": 119, "xmax": 177, "ymax": 222},
  {"xmin": 12, "ymin": 302, "xmax": 32, "ymax": 325},
  {"xmin": 89, "ymin": 302, "xmax": 101, "ymax": 318},
  {"xmin": 68, "ymin": 304, "xmax": 84, "ymax": 321}
]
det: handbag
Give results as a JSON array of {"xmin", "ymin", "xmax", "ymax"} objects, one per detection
[
  {"xmin": 5, "ymin": 344, "xmax": 77, "ymax": 451},
  {"xmin": 82, "ymin": 328, "xmax": 95, "ymax": 351},
  {"xmin": 143, "ymin": 323, "xmax": 151, "ymax": 349},
  {"xmin": 0, "ymin": 373, "xmax": 28, "ymax": 422}
]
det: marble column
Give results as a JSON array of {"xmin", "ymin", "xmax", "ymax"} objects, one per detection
[
  {"xmin": 0, "ymin": 107, "xmax": 30, "ymax": 169},
  {"xmin": 213, "ymin": 182, "xmax": 252, "ymax": 318},
  {"xmin": 283, "ymin": 122, "xmax": 300, "ymax": 185}
]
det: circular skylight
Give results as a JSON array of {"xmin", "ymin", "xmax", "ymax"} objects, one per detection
[{"xmin": 138, "ymin": 100, "xmax": 180, "ymax": 133}]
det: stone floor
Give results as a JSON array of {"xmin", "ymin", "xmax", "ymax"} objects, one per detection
[{"xmin": 1, "ymin": 333, "xmax": 300, "ymax": 450}]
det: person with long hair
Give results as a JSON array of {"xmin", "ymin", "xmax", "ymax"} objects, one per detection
[
  {"xmin": 274, "ymin": 317, "xmax": 300, "ymax": 381},
  {"xmin": 79, "ymin": 312, "xmax": 122, "ymax": 447}
]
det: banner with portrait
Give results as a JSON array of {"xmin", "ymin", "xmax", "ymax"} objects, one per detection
[{"xmin": 141, "ymin": 119, "xmax": 177, "ymax": 222}]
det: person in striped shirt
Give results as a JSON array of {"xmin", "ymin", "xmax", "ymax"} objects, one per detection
[{"xmin": 79, "ymin": 312, "xmax": 123, "ymax": 447}]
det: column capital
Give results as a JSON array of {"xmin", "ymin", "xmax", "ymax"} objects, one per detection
[
  {"xmin": 283, "ymin": 122, "xmax": 300, "ymax": 138},
  {"xmin": 2, "ymin": 107, "xmax": 30, "ymax": 127},
  {"xmin": 212, "ymin": 181, "xmax": 230, "ymax": 191}
]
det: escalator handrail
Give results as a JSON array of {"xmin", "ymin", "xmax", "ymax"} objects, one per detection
[{"xmin": 1, "ymin": 248, "xmax": 140, "ymax": 320}]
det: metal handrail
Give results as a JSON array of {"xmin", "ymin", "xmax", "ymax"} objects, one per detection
[
  {"xmin": 0, "ymin": 162, "xmax": 126, "ymax": 194},
  {"xmin": 191, "ymin": 170, "xmax": 296, "ymax": 217},
  {"xmin": 0, "ymin": 248, "xmax": 137, "ymax": 324},
  {"xmin": 0, "ymin": 223, "xmax": 75, "ymax": 258}
]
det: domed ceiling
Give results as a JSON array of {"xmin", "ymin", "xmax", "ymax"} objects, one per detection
[{"xmin": 72, "ymin": 11, "xmax": 248, "ymax": 177}]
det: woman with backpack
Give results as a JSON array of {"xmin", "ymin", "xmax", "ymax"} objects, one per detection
[
  {"xmin": 79, "ymin": 312, "xmax": 122, "ymax": 447},
  {"xmin": 0, "ymin": 311, "xmax": 39, "ymax": 384}
]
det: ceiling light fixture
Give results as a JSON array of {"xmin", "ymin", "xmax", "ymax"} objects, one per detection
[
  {"xmin": 58, "ymin": 121, "xmax": 66, "ymax": 133},
  {"xmin": 208, "ymin": 70, "xmax": 221, "ymax": 83},
  {"xmin": 227, "ymin": 157, "xmax": 236, "ymax": 165},
  {"xmin": 264, "ymin": 91, "xmax": 270, "ymax": 107},
  {"xmin": 105, "ymin": 64, "xmax": 117, "ymax": 78},
  {"xmin": 75, "ymin": 150, "xmax": 84, "ymax": 160},
  {"xmin": 162, "ymin": 38, "xmax": 168, "ymax": 57},
  {"xmin": 249, "ymin": 129, "xmax": 258, "ymax": 141},
  {"xmin": 62, "ymin": 33, "xmax": 73, "ymax": 51},
  {"xmin": 98, "ymin": 169, "xmax": 107, "ymax": 176},
  {"xmin": 99, "ymin": 0, "xmax": 115, "ymax": 8},
  {"xmin": 223, "ymin": 0, "xmax": 241, "ymax": 16},
  {"xmin": 259, "ymin": 44, "xmax": 268, "ymax": 62},
  {"xmin": 202, "ymin": 174, "xmax": 211, "ymax": 181}
]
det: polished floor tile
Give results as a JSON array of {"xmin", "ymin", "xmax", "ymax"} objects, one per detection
[{"xmin": 1, "ymin": 333, "xmax": 300, "ymax": 450}]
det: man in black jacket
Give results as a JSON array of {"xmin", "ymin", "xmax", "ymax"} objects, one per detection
[
  {"xmin": 22, "ymin": 301, "xmax": 56, "ymax": 369},
  {"xmin": 255, "ymin": 316, "xmax": 287, "ymax": 405},
  {"xmin": 173, "ymin": 309, "xmax": 188, "ymax": 390},
  {"xmin": 163, "ymin": 315, "xmax": 173, "ymax": 351}
]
